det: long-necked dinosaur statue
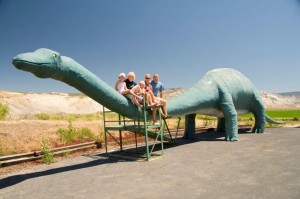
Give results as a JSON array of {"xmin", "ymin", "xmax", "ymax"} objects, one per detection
[{"xmin": 12, "ymin": 48, "xmax": 281, "ymax": 141}]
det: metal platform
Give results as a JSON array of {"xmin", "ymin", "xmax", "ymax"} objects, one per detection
[{"xmin": 102, "ymin": 97, "xmax": 167, "ymax": 161}]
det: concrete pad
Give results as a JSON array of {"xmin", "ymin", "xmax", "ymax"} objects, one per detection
[{"xmin": 0, "ymin": 127, "xmax": 300, "ymax": 199}]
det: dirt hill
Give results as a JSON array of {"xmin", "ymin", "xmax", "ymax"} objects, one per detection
[
  {"xmin": 0, "ymin": 89, "xmax": 299, "ymax": 118},
  {"xmin": 0, "ymin": 91, "xmax": 102, "ymax": 118}
]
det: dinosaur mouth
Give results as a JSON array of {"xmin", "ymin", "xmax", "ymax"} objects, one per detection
[
  {"xmin": 12, "ymin": 59, "xmax": 53, "ymax": 78},
  {"xmin": 12, "ymin": 59, "xmax": 51, "ymax": 71}
]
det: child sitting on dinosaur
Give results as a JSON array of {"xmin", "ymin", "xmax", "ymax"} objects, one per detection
[{"xmin": 115, "ymin": 73, "xmax": 142, "ymax": 108}]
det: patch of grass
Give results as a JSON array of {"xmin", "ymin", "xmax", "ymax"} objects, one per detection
[
  {"xmin": 0, "ymin": 102, "xmax": 9, "ymax": 120},
  {"xmin": 62, "ymin": 151, "xmax": 71, "ymax": 157},
  {"xmin": 58, "ymin": 120, "xmax": 95, "ymax": 144},
  {"xmin": 265, "ymin": 109, "xmax": 300, "ymax": 118},
  {"xmin": 237, "ymin": 109, "xmax": 300, "ymax": 127},
  {"xmin": 0, "ymin": 141, "xmax": 20, "ymax": 156},
  {"xmin": 239, "ymin": 109, "xmax": 300, "ymax": 119},
  {"xmin": 35, "ymin": 113, "xmax": 50, "ymax": 120},
  {"xmin": 0, "ymin": 144, "xmax": 10, "ymax": 156},
  {"xmin": 34, "ymin": 112, "xmax": 103, "ymax": 121}
]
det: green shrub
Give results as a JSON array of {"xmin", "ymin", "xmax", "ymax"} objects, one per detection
[
  {"xmin": 77, "ymin": 128, "xmax": 95, "ymax": 140},
  {"xmin": 41, "ymin": 139, "xmax": 55, "ymax": 164},
  {"xmin": 58, "ymin": 120, "xmax": 95, "ymax": 144},
  {"xmin": 0, "ymin": 102, "xmax": 9, "ymax": 120}
]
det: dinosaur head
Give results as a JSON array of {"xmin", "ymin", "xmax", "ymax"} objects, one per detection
[{"xmin": 12, "ymin": 48, "xmax": 62, "ymax": 79}]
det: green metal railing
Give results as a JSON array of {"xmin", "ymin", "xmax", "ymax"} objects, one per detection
[{"xmin": 102, "ymin": 94, "xmax": 165, "ymax": 161}]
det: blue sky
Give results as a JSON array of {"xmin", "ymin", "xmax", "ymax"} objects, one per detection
[{"xmin": 1, "ymin": 0, "xmax": 299, "ymax": 93}]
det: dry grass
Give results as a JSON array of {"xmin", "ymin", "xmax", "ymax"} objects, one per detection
[
  {"xmin": 1, "ymin": 117, "xmax": 298, "ymax": 176},
  {"xmin": 0, "ymin": 120, "xmax": 103, "ymax": 155},
  {"xmin": 0, "ymin": 118, "xmax": 185, "ymax": 156}
]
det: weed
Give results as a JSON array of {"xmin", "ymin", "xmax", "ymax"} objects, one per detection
[
  {"xmin": 77, "ymin": 128, "xmax": 95, "ymax": 140},
  {"xmin": 0, "ymin": 102, "xmax": 9, "ymax": 120},
  {"xmin": 58, "ymin": 120, "xmax": 95, "ymax": 144},
  {"xmin": 62, "ymin": 151, "xmax": 70, "ymax": 157},
  {"xmin": 41, "ymin": 139, "xmax": 55, "ymax": 164}
]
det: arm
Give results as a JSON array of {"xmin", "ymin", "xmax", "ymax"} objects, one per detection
[
  {"xmin": 114, "ymin": 80, "xmax": 120, "ymax": 91},
  {"xmin": 159, "ymin": 83, "xmax": 164, "ymax": 98}
]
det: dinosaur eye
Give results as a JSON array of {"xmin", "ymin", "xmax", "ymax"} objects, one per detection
[{"xmin": 52, "ymin": 53, "xmax": 57, "ymax": 58}]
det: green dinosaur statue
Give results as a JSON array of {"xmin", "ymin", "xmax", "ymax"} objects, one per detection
[{"xmin": 12, "ymin": 48, "xmax": 281, "ymax": 141}]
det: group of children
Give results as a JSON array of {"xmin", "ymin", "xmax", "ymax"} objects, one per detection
[{"xmin": 114, "ymin": 72, "xmax": 168, "ymax": 125}]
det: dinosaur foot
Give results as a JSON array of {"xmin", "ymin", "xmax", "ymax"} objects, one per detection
[
  {"xmin": 252, "ymin": 126, "xmax": 265, "ymax": 134},
  {"xmin": 225, "ymin": 136, "xmax": 238, "ymax": 142}
]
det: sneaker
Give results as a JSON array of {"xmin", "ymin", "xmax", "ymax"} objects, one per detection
[{"xmin": 153, "ymin": 122, "xmax": 160, "ymax": 126}]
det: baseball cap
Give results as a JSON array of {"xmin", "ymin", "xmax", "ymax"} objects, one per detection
[{"xmin": 118, "ymin": 73, "xmax": 126, "ymax": 78}]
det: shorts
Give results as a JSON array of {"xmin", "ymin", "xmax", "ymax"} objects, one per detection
[
  {"xmin": 125, "ymin": 93, "xmax": 134, "ymax": 100},
  {"xmin": 136, "ymin": 96, "xmax": 143, "ymax": 104},
  {"xmin": 125, "ymin": 94, "xmax": 144, "ymax": 105}
]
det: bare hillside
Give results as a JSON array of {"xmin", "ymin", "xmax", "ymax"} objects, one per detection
[
  {"xmin": 0, "ymin": 89, "xmax": 299, "ymax": 118},
  {"xmin": 0, "ymin": 91, "xmax": 102, "ymax": 117}
]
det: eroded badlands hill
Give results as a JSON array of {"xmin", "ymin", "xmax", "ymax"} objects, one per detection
[{"xmin": 0, "ymin": 89, "xmax": 299, "ymax": 117}]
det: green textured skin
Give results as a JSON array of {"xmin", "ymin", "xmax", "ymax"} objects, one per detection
[{"xmin": 12, "ymin": 48, "xmax": 281, "ymax": 141}]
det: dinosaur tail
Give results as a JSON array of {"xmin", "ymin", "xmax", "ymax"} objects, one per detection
[{"xmin": 265, "ymin": 114, "xmax": 283, "ymax": 124}]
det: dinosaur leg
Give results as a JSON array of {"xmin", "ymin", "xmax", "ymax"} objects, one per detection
[
  {"xmin": 220, "ymin": 94, "xmax": 238, "ymax": 141},
  {"xmin": 183, "ymin": 113, "xmax": 196, "ymax": 139},
  {"xmin": 251, "ymin": 98, "xmax": 266, "ymax": 133}
]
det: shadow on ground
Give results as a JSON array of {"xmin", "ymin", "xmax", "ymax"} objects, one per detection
[{"xmin": 0, "ymin": 128, "xmax": 254, "ymax": 189}]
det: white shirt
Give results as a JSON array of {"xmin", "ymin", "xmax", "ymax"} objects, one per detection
[{"xmin": 117, "ymin": 81, "xmax": 126, "ymax": 94}]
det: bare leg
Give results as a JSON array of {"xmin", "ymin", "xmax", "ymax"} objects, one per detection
[
  {"xmin": 156, "ymin": 97, "xmax": 167, "ymax": 117},
  {"xmin": 152, "ymin": 107, "xmax": 157, "ymax": 124},
  {"xmin": 147, "ymin": 91, "xmax": 156, "ymax": 103},
  {"xmin": 145, "ymin": 92, "xmax": 153, "ymax": 106},
  {"xmin": 132, "ymin": 96, "xmax": 142, "ymax": 108}
]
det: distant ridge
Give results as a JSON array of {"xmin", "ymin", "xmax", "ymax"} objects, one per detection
[
  {"xmin": 278, "ymin": 91, "xmax": 300, "ymax": 98},
  {"xmin": 0, "ymin": 89, "xmax": 299, "ymax": 117}
]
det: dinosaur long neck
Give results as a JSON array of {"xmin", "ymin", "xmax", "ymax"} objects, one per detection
[
  {"xmin": 56, "ymin": 57, "xmax": 142, "ymax": 118},
  {"xmin": 56, "ymin": 59, "xmax": 218, "ymax": 119},
  {"xmin": 167, "ymin": 79, "xmax": 219, "ymax": 117}
]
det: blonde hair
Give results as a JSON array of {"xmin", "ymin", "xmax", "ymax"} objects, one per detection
[
  {"xmin": 127, "ymin": 72, "xmax": 135, "ymax": 79},
  {"xmin": 138, "ymin": 80, "xmax": 145, "ymax": 88}
]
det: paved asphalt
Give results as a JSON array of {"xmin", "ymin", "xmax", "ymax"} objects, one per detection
[{"xmin": 0, "ymin": 127, "xmax": 300, "ymax": 199}]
